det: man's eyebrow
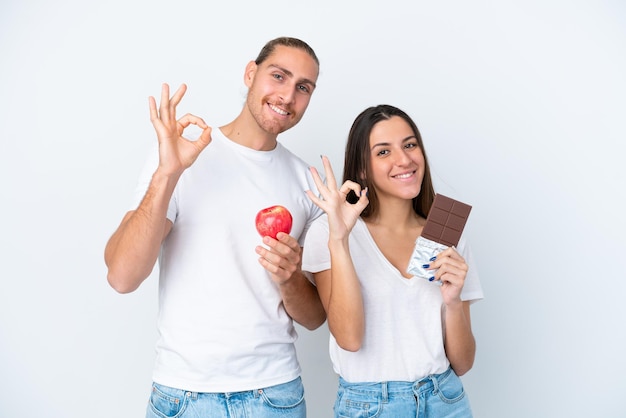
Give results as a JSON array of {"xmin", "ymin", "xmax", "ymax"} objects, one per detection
[
  {"xmin": 268, "ymin": 64, "xmax": 317, "ymax": 89},
  {"xmin": 371, "ymin": 135, "xmax": 417, "ymax": 149}
]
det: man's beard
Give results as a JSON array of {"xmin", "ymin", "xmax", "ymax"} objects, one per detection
[{"xmin": 246, "ymin": 93, "xmax": 298, "ymax": 135}]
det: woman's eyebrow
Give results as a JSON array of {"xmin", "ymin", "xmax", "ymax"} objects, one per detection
[{"xmin": 371, "ymin": 135, "xmax": 416, "ymax": 149}]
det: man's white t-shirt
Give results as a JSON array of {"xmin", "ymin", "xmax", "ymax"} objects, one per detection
[{"xmin": 132, "ymin": 128, "xmax": 323, "ymax": 392}]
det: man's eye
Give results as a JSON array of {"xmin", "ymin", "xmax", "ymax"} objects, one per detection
[
  {"xmin": 273, "ymin": 74, "xmax": 284, "ymax": 80},
  {"xmin": 298, "ymin": 85, "xmax": 310, "ymax": 93}
]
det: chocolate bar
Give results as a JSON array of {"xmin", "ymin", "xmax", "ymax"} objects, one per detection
[{"xmin": 421, "ymin": 194, "xmax": 472, "ymax": 247}]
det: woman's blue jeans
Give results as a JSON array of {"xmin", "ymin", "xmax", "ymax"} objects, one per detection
[
  {"xmin": 145, "ymin": 376, "xmax": 306, "ymax": 418},
  {"xmin": 334, "ymin": 367, "xmax": 472, "ymax": 418}
]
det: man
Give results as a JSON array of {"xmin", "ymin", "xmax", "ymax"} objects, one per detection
[{"xmin": 105, "ymin": 37, "xmax": 326, "ymax": 417}]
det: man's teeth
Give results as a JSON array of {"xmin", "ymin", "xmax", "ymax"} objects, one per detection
[{"xmin": 269, "ymin": 104, "xmax": 288, "ymax": 115}]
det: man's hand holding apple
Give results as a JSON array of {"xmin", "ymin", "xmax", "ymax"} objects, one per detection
[
  {"xmin": 254, "ymin": 206, "xmax": 326, "ymax": 328},
  {"xmin": 254, "ymin": 205, "xmax": 301, "ymax": 285},
  {"xmin": 255, "ymin": 232, "xmax": 303, "ymax": 286}
]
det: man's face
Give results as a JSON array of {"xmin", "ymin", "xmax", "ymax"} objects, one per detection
[{"xmin": 244, "ymin": 45, "xmax": 319, "ymax": 136}]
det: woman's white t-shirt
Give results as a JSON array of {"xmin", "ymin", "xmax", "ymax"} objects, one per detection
[{"xmin": 302, "ymin": 215, "xmax": 483, "ymax": 383}]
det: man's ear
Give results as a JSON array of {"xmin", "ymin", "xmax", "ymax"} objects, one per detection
[{"xmin": 244, "ymin": 60, "xmax": 257, "ymax": 88}]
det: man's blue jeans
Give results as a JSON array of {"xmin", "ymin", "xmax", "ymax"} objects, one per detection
[{"xmin": 146, "ymin": 376, "xmax": 306, "ymax": 418}]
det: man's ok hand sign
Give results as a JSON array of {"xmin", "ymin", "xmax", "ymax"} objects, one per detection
[{"xmin": 149, "ymin": 83, "xmax": 212, "ymax": 176}]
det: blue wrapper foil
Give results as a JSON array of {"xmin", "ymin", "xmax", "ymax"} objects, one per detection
[{"xmin": 406, "ymin": 236, "xmax": 448, "ymax": 283}]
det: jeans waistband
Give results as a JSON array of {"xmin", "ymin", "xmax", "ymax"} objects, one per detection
[{"xmin": 338, "ymin": 367, "xmax": 453, "ymax": 400}]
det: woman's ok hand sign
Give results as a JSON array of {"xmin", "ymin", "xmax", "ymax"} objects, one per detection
[{"xmin": 306, "ymin": 156, "xmax": 369, "ymax": 241}]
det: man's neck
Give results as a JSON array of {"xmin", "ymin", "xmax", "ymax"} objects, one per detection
[{"xmin": 219, "ymin": 110, "xmax": 278, "ymax": 151}]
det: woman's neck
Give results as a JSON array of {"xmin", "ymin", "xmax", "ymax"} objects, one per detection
[{"xmin": 365, "ymin": 198, "xmax": 424, "ymax": 231}]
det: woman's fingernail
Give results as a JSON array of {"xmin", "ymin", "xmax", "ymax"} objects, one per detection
[
  {"xmin": 428, "ymin": 276, "xmax": 435, "ymax": 282},
  {"xmin": 429, "ymin": 256, "xmax": 437, "ymax": 261},
  {"xmin": 422, "ymin": 264, "xmax": 430, "ymax": 269}
]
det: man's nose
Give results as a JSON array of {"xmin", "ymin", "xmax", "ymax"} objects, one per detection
[{"xmin": 278, "ymin": 84, "xmax": 296, "ymax": 104}]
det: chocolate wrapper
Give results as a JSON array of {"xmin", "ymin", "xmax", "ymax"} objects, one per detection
[{"xmin": 406, "ymin": 236, "xmax": 448, "ymax": 284}]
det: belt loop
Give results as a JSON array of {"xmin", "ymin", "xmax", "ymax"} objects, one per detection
[
  {"xmin": 430, "ymin": 372, "xmax": 441, "ymax": 395},
  {"xmin": 381, "ymin": 381, "xmax": 388, "ymax": 402},
  {"xmin": 432, "ymin": 367, "xmax": 452, "ymax": 394}
]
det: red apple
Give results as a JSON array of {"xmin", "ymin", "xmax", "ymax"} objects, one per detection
[{"xmin": 255, "ymin": 205, "xmax": 293, "ymax": 239}]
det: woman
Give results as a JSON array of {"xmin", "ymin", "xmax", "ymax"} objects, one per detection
[{"xmin": 303, "ymin": 105, "xmax": 483, "ymax": 417}]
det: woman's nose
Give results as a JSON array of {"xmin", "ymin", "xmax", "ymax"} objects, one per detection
[{"xmin": 394, "ymin": 150, "xmax": 412, "ymax": 166}]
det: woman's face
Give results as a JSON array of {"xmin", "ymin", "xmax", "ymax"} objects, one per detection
[{"xmin": 367, "ymin": 116, "xmax": 425, "ymax": 202}]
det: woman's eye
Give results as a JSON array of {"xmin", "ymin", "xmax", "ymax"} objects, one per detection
[
  {"xmin": 377, "ymin": 150, "xmax": 389, "ymax": 156},
  {"xmin": 405, "ymin": 142, "xmax": 417, "ymax": 149}
]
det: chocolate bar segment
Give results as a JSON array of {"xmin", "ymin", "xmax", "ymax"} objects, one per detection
[{"xmin": 421, "ymin": 194, "xmax": 472, "ymax": 247}]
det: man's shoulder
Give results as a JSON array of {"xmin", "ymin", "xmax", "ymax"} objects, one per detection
[{"xmin": 275, "ymin": 142, "xmax": 311, "ymax": 167}]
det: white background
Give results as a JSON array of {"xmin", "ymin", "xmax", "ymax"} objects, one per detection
[{"xmin": 1, "ymin": 1, "xmax": 625, "ymax": 417}]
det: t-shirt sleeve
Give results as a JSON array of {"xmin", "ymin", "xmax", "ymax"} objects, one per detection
[
  {"xmin": 301, "ymin": 214, "xmax": 331, "ymax": 283},
  {"xmin": 456, "ymin": 237, "xmax": 484, "ymax": 303},
  {"xmin": 296, "ymin": 168, "xmax": 326, "ymax": 247}
]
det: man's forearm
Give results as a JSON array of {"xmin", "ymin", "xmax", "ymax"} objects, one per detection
[
  {"xmin": 279, "ymin": 270, "xmax": 327, "ymax": 330},
  {"xmin": 105, "ymin": 170, "xmax": 179, "ymax": 293}
]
